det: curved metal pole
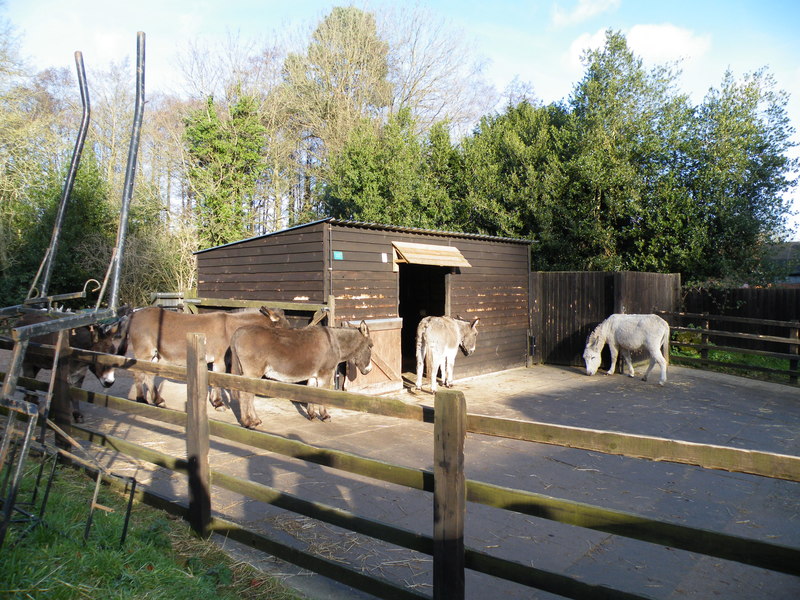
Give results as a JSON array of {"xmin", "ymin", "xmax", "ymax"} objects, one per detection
[
  {"xmin": 106, "ymin": 32, "xmax": 145, "ymax": 312},
  {"xmin": 30, "ymin": 51, "xmax": 90, "ymax": 299}
]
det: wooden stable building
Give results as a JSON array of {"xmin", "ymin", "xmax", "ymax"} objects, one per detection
[{"xmin": 195, "ymin": 218, "xmax": 532, "ymax": 394}]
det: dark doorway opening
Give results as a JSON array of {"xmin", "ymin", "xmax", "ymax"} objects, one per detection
[{"xmin": 399, "ymin": 264, "xmax": 448, "ymax": 372}]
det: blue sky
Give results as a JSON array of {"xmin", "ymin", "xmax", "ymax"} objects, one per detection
[{"xmin": 5, "ymin": 0, "xmax": 800, "ymax": 237}]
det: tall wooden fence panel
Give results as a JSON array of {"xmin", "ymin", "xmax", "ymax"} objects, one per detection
[{"xmin": 530, "ymin": 271, "xmax": 681, "ymax": 366}]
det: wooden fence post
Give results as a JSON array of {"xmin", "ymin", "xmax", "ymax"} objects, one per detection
[
  {"xmin": 186, "ymin": 332, "xmax": 210, "ymax": 538},
  {"xmin": 700, "ymin": 316, "xmax": 710, "ymax": 364},
  {"xmin": 433, "ymin": 389, "xmax": 466, "ymax": 600},
  {"xmin": 790, "ymin": 321, "xmax": 799, "ymax": 385},
  {"xmin": 52, "ymin": 337, "xmax": 73, "ymax": 450}
]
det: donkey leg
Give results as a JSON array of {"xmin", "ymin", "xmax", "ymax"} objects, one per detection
[
  {"xmin": 642, "ymin": 350, "xmax": 656, "ymax": 381},
  {"xmin": 415, "ymin": 342, "xmax": 425, "ymax": 390},
  {"xmin": 315, "ymin": 376, "xmax": 331, "ymax": 421},
  {"xmin": 444, "ymin": 351, "xmax": 455, "ymax": 388},
  {"xmin": 430, "ymin": 354, "xmax": 442, "ymax": 393},
  {"xmin": 622, "ymin": 350, "xmax": 635, "ymax": 378},
  {"xmin": 656, "ymin": 355, "xmax": 667, "ymax": 385},
  {"xmin": 239, "ymin": 390, "xmax": 262, "ymax": 429},
  {"xmin": 305, "ymin": 377, "xmax": 331, "ymax": 421},
  {"xmin": 208, "ymin": 361, "xmax": 227, "ymax": 411},
  {"xmin": 606, "ymin": 345, "xmax": 619, "ymax": 376},
  {"xmin": 131, "ymin": 370, "xmax": 156, "ymax": 405},
  {"xmin": 151, "ymin": 369, "xmax": 167, "ymax": 407}
]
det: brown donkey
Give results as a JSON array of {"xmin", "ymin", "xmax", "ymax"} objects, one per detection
[
  {"xmin": 124, "ymin": 306, "xmax": 290, "ymax": 409},
  {"xmin": 230, "ymin": 321, "xmax": 373, "ymax": 427}
]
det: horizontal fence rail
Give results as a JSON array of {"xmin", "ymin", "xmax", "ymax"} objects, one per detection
[
  {"xmin": 3, "ymin": 328, "xmax": 799, "ymax": 599},
  {"xmin": 63, "ymin": 386, "xmax": 800, "ymax": 578},
  {"xmin": 661, "ymin": 311, "xmax": 800, "ymax": 384}
]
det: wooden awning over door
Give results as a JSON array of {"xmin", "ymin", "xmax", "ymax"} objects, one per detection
[{"xmin": 392, "ymin": 241, "xmax": 471, "ymax": 268}]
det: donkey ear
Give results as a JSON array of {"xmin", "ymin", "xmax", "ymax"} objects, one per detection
[
  {"xmin": 266, "ymin": 308, "xmax": 285, "ymax": 323},
  {"xmin": 359, "ymin": 320, "xmax": 369, "ymax": 336},
  {"xmin": 471, "ymin": 318, "xmax": 480, "ymax": 329}
]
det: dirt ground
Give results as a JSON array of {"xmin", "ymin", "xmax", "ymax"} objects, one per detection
[{"xmin": 2, "ymin": 347, "xmax": 799, "ymax": 600}]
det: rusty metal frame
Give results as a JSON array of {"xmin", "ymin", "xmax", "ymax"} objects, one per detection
[{"xmin": 1, "ymin": 32, "xmax": 145, "ymax": 549}]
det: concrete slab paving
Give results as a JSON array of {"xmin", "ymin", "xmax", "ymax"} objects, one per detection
[{"xmin": 3, "ymin": 347, "xmax": 799, "ymax": 599}]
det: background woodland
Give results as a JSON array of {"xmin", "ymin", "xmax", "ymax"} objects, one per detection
[{"xmin": 1, "ymin": 6, "xmax": 797, "ymax": 307}]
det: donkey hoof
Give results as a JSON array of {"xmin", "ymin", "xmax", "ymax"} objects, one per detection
[{"xmin": 214, "ymin": 405, "xmax": 227, "ymax": 412}]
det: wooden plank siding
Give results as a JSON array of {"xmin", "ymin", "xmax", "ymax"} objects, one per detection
[
  {"xmin": 196, "ymin": 222, "xmax": 328, "ymax": 303},
  {"xmin": 195, "ymin": 219, "xmax": 532, "ymax": 384},
  {"xmin": 529, "ymin": 271, "xmax": 681, "ymax": 366},
  {"xmin": 328, "ymin": 224, "xmax": 531, "ymax": 380}
]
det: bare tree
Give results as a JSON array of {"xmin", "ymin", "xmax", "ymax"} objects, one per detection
[
  {"xmin": 378, "ymin": 5, "xmax": 498, "ymax": 136},
  {"xmin": 280, "ymin": 6, "xmax": 393, "ymax": 159}
]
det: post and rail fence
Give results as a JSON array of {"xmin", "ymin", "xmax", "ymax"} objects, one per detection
[
  {"xmin": 660, "ymin": 311, "xmax": 800, "ymax": 385},
  {"xmin": 2, "ymin": 332, "xmax": 799, "ymax": 599}
]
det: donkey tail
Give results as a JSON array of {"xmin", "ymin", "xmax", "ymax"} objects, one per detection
[
  {"xmin": 229, "ymin": 338, "xmax": 243, "ymax": 377},
  {"xmin": 662, "ymin": 325, "xmax": 670, "ymax": 365},
  {"xmin": 416, "ymin": 318, "xmax": 431, "ymax": 365}
]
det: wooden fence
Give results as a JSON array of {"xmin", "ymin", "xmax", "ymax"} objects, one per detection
[
  {"xmin": 4, "ymin": 338, "xmax": 800, "ymax": 600},
  {"xmin": 530, "ymin": 271, "xmax": 681, "ymax": 365},
  {"xmin": 683, "ymin": 287, "xmax": 800, "ymax": 322},
  {"xmin": 663, "ymin": 311, "xmax": 800, "ymax": 385}
]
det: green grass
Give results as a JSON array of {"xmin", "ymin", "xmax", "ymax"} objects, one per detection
[
  {"xmin": 671, "ymin": 344, "xmax": 795, "ymax": 385},
  {"xmin": 0, "ymin": 456, "xmax": 304, "ymax": 600}
]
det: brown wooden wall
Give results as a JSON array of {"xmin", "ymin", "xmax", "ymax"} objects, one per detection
[
  {"xmin": 530, "ymin": 271, "xmax": 681, "ymax": 366},
  {"xmin": 683, "ymin": 287, "xmax": 800, "ymax": 321},
  {"xmin": 196, "ymin": 222, "xmax": 328, "ymax": 303},
  {"xmin": 328, "ymin": 223, "xmax": 531, "ymax": 379},
  {"xmin": 195, "ymin": 220, "xmax": 532, "ymax": 382}
]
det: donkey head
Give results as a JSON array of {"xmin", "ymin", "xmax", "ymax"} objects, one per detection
[
  {"xmin": 351, "ymin": 320, "xmax": 374, "ymax": 375},
  {"xmin": 88, "ymin": 305, "xmax": 133, "ymax": 387},
  {"xmin": 583, "ymin": 328, "xmax": 604, "ymax": 376},
  {"xmin": 458, "ymin": 318, "xmax": 480, "ymax": 356},
  {"xmin": 259, "ymin": 306, "xmax": 291, "ymax": 328}
]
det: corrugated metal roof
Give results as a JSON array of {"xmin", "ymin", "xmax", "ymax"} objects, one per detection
[{"xmin": 195, "ymin": 217, "xmax": 533, "ymax": 254}]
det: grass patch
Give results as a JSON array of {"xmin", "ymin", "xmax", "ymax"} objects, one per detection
[
  {"xmin": 671, "ymin": 344, "xmax": 794, "ymax": 385},
  {"xmin": 0, "ymin": 455, "xmax": 304, "ymax": 600}
]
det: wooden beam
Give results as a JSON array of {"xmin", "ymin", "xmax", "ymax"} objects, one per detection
[
  {"xmin": 186, "ymin": 333, "xmax": 210, "ymax": 537},
  {"xmin": 433, "ymin": 389, "xmax": 466, "ymax": 600}
]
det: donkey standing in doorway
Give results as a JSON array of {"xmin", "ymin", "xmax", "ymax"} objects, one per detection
[
  {"xmin": 415, "ymin": 316, "xmax": 480, "ymax": 393},
  {"xmin": 583, "ymin": 313, "xmax": 670, "ymax": 385}
]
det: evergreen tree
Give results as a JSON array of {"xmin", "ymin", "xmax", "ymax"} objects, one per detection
[
  {"xmin": 184, "ymin": 94, "xmax": 267, "ymax": 247},
  {"xmin": 325, "ymin": 109, "xmax": 457, "ymax": 229}
]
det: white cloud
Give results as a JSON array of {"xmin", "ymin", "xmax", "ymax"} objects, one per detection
[
  {"xmin": 564, "ymin": 24, "xmax": 710, "ymax": 74},
  {"xmin": 627, "ymin": 24, "xmax": 711, "ymax": 65},
  {"xmin": 552, "ymin": 0, "xmax": 621, "ymax": 28},
  {"xmin": 565, "ymin": 28, "xmax": 607, "ymax": 71}
]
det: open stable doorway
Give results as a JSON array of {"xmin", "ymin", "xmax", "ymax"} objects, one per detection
[{"xmin": 398, "ymin": 263, "xmax": 449, "ymax": 372}]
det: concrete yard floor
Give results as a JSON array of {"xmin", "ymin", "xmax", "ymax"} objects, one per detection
[{"xmin": 3, "ymin": 351, "xmax": 799, "ymax": 600}]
